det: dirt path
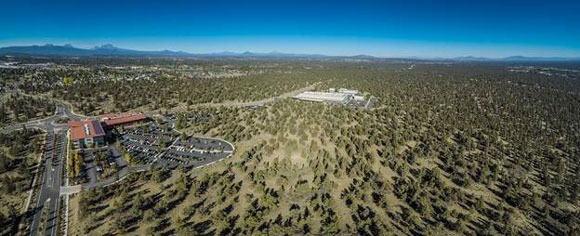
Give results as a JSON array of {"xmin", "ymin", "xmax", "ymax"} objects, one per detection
[
  {"xmin": 160, "ymin": 82, "xmax": 320, "ymax": 114},
  {"xmin": 199, "ymin": 82, "xmax": 320, "ymax": 107}
]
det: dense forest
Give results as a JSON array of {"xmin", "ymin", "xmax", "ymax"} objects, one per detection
[{"xmin": 1, "ymin": 58, "xmax": 579, "ymax": 235}]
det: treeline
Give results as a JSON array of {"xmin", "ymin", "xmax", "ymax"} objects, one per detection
[{"xmin": 11, "ymin": 65, "xmax": 324, "ymax": 115}]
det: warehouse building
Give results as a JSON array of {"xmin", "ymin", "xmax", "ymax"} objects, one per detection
[
  {"xmin": 327, "ymin": 88, "xmax": 359, "ymax": 94},
  {"xmin": 293, "ymin": 88, "xmax": 375, "ymax": 109},
  {"xmin": 293, "ymin": 91, "xmax": 354, "ymax": 104},
  {"xmin": 68, "ymin": 120, "xmax": 105, "ymax": 149}
]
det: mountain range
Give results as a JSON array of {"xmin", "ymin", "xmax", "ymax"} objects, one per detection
[
  {"xmin": 0, "ymin": 44, "xmax": 327, "ymax": 58},
  {"xmin": 1, "ymin": 44, "xmax": 579, "ymax": 62}
]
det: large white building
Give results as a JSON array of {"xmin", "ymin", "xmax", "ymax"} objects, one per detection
[
  {"xmin": 292, "ymin": 88, "xmax": 375, "ymax": 109},
  {"xmin": 293, "ymin": 91, "xmax": 353, "ymax": 104}
]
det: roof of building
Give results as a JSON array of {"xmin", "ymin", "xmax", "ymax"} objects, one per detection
[
  {"xmin": 100, "ymin": 113, "xmax": 146, "ymax": 126},
  {"xmin": 293, "ymin": 91, "xmax": 351, "ymax": 103},
  {"xmin": 68, "ymin": 120, "xmax": 105, "ymax": 141},
  {"xmin": 338, "ymin": 88, "xmax": 359, "ymax": 94}
]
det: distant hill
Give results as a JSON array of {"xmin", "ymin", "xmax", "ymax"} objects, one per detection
[
  {"xmin": 0, "ymin": 44, "xmax": 91, "ymax": 56},
  {"xmin": 0, "ymin": 44, "xmax": 326, "ymax": 58},
  {"xmin": 500, "ymin": 55, "xmax": 580, "ymax": 62},
  {"xmin": 0, "ymin": 44, "xmax": 192, "ymax": 57},
  {"xmin": 450, "ymin": 55, "xmax": 580, "ymax": 62},
  {"xmin": 350, "ymin": 54, "xmax": 376, "ymax": 59},
  {"xmin": 451, "ymin": 56, "xmax": 493, "ymax": 61},
  {"xmin": 0, "ymin": 44, "xmax": 579, "ymax": 61},
  {"xmin": 210, "ymin": 51, "xmax": 327, "ymax": 58}
]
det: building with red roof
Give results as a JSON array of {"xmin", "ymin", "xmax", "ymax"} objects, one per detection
[
  {"xmin": 100, "ymin": 113, "xmax": 146, "ymax": 127},
  {"xmin": 68, "ymin": 120, "xmax": 105, "ymax": 149}
]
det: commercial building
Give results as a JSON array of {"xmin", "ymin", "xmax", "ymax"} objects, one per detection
[
  {"xmin": 293, "ymin": 88, "xmax": 375, "ymax": 109},
  {"xmin": 293, "ymin": 91, "xmax": 353, "ymax": 104},
  {"xmin": 327, "ymin": 88, "xmax": 359, "ymax": 94},
  {"xmin": 68, "ymin": 120, "xmax": 105, "ymax": 149},
  {"xmin": 100, "ymin": 113, "xmax": 146, "ymax": 127}
]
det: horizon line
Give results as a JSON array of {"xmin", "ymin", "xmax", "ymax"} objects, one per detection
[{"xmin": 1, "ymin": 43, "xmax": 580, "ymax": 60}]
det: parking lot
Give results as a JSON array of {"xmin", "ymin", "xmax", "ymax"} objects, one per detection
[
  {"xmin": 117, "ymin": 120, "xmax": 234, "ymax": 168},
  {"xmin": 181, "ymin": 137, "xmax": 234, "ymax": 152},
  {"xmin": 78, "ymin": 148, "xmax": 120, "ymax": 185},
  {"xmin": 119, "ymin": 137, "xmax": 162, "ymax": 165}
]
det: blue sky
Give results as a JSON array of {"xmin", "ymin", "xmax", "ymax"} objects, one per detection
[{"xmin": 0, "ymin": 0, "xmax": 579, "ymax": 57}]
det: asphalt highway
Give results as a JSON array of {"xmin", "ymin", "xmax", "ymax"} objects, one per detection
[
  {"xmin": 29, "ymin": 132, "xmax": 66, "ymax": 236},
  {"xmin": 0, "ymin": 100, "xmax": 83, "ymax": 236}
]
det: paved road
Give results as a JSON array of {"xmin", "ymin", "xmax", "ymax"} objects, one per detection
[
  {"xmin": 0, "ymin": 94, "xmax": 84, "ymax": 236},
  {"xmin": 82, "ymin": 152, "xmax": 98, "ymax": 187},
  {"xmin": 80, "ymin": 144, "xmax": 131, "ymax": 189},
  {"xmin": 27, "ymin": 102, "xmax": 84, "ymax": 236},
  {"xmin": 0, "ymin": 103, "xmax": 84, "ymax": 134},
  {"xmin": 29, "ymin": 132, "xmax": 66, "ymax": 236}
]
